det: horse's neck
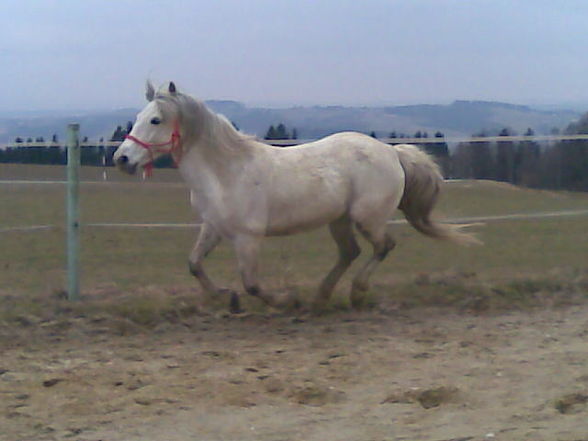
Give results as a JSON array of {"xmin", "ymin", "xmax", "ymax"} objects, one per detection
[{"xmin": 178, "ymin": 134, "xmax": 266, "ymax": 198}]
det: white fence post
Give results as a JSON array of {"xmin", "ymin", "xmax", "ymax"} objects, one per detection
[{"xmin": 66, "ymin": 123, "xmax": 80, "ymax": 301}]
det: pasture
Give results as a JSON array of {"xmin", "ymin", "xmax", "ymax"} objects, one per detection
[{"xmin": 1, "ymin": 164, "xmax": 588, "ymax": 440}]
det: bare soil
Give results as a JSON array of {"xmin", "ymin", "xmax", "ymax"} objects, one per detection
[{"xmin": 1, "ymin": 305, "xmax": 588, "ymax": 441}]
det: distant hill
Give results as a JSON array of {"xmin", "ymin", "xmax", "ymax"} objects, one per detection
[
  {"xmin": 384, "ymin": 101, "xmax": 579, "ymax": 137},
  {"xmin": 0, "ymin": 100, "xmax": 581, "ymax": 145},
  {"xmin": 206, "ymin": 100, "xmax": 580, "ymax": 139},
  {"xmin": 0, "ymin": 109, "xmax": 138, "ymax": 145}
]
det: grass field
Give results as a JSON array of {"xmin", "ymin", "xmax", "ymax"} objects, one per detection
[{"xmin": 1, "ymin": 164, "xmax": 588, "ymax": 321}]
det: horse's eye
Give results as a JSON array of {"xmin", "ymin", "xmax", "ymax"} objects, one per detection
[{"xmin": 150, "ymin": 117, "xmax": 161, "ymax": 125}]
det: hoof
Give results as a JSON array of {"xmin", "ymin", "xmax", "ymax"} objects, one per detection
[
  {"xmin": 273, "ymin": 291, "xmax": 301, "ymax": 310},
  {"xmin": 289, "ymin": 296, "xmax": 303, "ymax": 310},
  {"xmin": 218, "ymin": 288, "xmax": 243, "ymax": 314},
  {"xmin": 350, "ymin": 295, "xmax": 366, "ymax": 311},
  {"xmin": 350, "ymin": 283, "xmax": 368, "ymax": 311},
  {"xmin": 229, "ymin": 292, "xmax": 243, "ymax": 314},
  {"xmin": 310, "ymin": 299, "xmax": 328, "ymax": 315}
]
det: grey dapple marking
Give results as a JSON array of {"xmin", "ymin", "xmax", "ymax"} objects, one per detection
[{"xmin": 114, "ymin": 82, "xmax": 479, "ymax": 312}]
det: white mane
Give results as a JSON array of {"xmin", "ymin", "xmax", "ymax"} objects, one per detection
[{"xmin": 153, "ymin": 84, "xmax": 256, "ymax": 157}]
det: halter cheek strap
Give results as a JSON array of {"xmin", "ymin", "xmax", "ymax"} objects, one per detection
[{"xmin": 124, "ymin": 121, "xmax": 182, "ymax": 177}]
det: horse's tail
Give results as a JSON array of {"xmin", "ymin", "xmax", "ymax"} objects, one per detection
[{"xmin": 395, "ymin": 144, "xmax": 481, "ymax": 246}]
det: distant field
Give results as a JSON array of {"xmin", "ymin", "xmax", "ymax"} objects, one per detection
[{"xmin": 1, "ymin": 164, "xmax": 588, "ymax": 316}]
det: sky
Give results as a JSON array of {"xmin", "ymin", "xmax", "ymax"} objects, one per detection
[{"xmin": 1, "ymin": 0, "xmax": 587, "ymax": 111}]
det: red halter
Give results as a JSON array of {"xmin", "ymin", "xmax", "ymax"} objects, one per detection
[{"xmin": 124, "ymin": 121, "xmax": 182, "ymax": 177}]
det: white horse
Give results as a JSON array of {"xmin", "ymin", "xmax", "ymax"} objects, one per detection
[{"xmin": 113, "ymin": 81, "xmax": 479, "ymax": 312}]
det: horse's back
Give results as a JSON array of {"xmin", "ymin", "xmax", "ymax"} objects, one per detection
[
  {"xmin": 275, "ymin": 132, "xmax": 401, "ymax": 168},
  {"xmin": 298, "ymin": 131, "xmax": 405, "ymax": 189}
]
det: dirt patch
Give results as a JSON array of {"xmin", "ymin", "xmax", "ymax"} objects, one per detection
[
  {"xmin": 381, "ymin": 385, "xmax": 461, "ymax": 409},
  {"xmin": 1, "ymin": 305, "xmax": 588, "ymax": 441},
  {"xmin": 554, "ymin": 392, "xmax": 588, "ymax": 415}
]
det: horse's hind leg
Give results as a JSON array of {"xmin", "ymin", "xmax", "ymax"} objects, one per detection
[
  {"xmin": 189, "ymin": 223, "xmax": 240, "ymax": 313},
  {"xmin": 350, "ymin": 221, "xmax": 396, "ymax": 310},
  {"xmin": 313, "ymin": 216, "xmax": 361, "ymax": 312}
]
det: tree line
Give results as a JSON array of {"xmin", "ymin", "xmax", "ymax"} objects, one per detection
[
  {"xmin": 0, "ymin": 144, "xmax": 118, "ymax": 167},
  {"xmin": 449, "ymin": 122, "xmax": 588, "ymax": 191},
  {"xmin": 2, "ymin": 118, "xmax": 587, "ymax": 191},
  {"xmin": 264, "ymin": 123, "xmax": 298, "ymax": 140},
  {"xmin": 0, "ymin": 122, "xmax": 133, "ymax": 167}
]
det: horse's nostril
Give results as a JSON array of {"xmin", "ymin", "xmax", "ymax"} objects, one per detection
[{"xmin": 118, "ymin": 155, "xmax": 129, "ymax": 165}]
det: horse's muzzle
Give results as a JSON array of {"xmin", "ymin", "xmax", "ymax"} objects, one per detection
[{"xmin": 115, "ymin": 155, "xmax": 138, "ymax": 175}]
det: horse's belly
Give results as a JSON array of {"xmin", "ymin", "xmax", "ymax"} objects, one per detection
[
  {"xmin": 266, "ymin": 199, "xmax": 346, "ymax": 236},
  {"xmin": 264, "ymin": 152, "xmax": 356, "ymax": 235}
]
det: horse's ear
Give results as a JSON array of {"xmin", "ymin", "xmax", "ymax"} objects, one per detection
[
  {"xmin": 169, "ymin": 81, "xmax": 177, "ymax": 95},
  {"xmin": 146, "ymin": 81, "xmax": 155, "ymax": 101}
]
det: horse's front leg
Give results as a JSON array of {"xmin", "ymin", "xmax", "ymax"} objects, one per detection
[
  {"xmin": 233, "ymin": 234, "xmax": 297, "ymax": 309},
  {"xmin": 189, "ymin": 223, "xmax": 241, "ymax": 313}
]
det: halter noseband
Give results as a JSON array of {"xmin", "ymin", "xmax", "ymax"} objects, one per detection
[{"xmin": 124, "ymin": 121, "xmax": 182, "ymax": 177}]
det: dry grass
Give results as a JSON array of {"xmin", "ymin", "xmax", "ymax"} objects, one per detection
[{"xmin": 1, "ymin": 165, "xmax": 588, "ymax": 324}]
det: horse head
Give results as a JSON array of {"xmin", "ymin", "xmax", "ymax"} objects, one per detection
[{"xmin": 113, "ymin": 81, "xmax": 181, "ymax": 175}]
